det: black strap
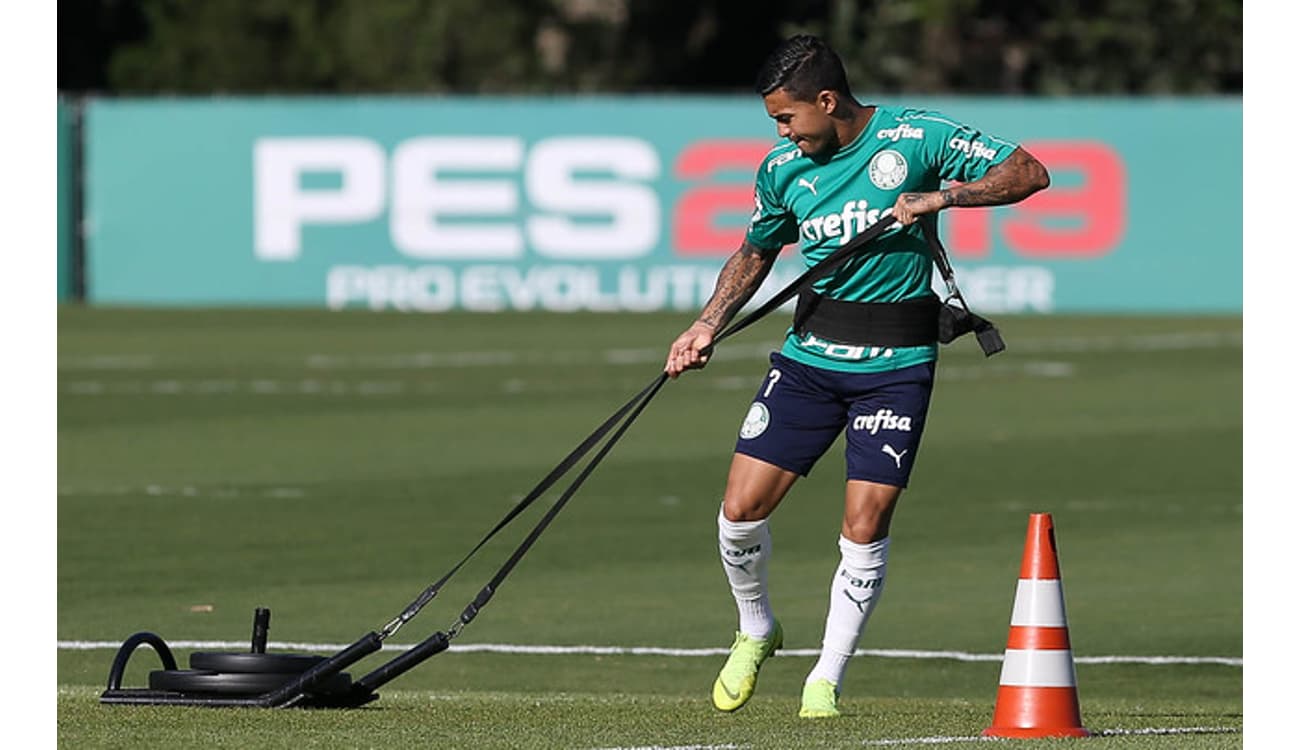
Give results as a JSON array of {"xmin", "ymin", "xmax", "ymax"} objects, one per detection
[
  {"xmin": 451, "ymin": 372, "xmax": 668, "ymax": 633},
  {"xmin": 793, "ymin": 293, "xmax": 940, "ymax": 347},
  {"xmin": 709, "ymin": 214, "xmax": 902, "ymax": 348},
  {"xmin": 381, "ymin": 213, "xmax": 913, "ymax": 641},
  {"xmin": 379, "ymin": 374, "xmax": 667, "ymax": 638}
]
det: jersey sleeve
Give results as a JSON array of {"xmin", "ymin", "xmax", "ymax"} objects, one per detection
[
  {"xmin": 911, "ymin": 110, "xmax": 1021, "ymax": 183},
  {"xmin": 743, "ymin": 158, "xmax": 800, "ymax": 251}
]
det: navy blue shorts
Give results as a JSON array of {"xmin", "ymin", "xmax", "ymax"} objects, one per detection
[{"xmin": 733, "ymin": 353, "xmax": 935, "ymax": 487}]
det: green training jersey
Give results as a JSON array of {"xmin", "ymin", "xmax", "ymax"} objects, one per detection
[{"xmin": 745, "ymin": 104, "xmax": 1019, "ymax": 373}]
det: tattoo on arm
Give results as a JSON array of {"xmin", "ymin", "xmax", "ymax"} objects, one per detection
[
  {"xmin": 696, "ymin": 241, "xmax": 780, "ymax": 332},
  {"xmin": 941, "ymin": 147, "xmax": 1050, "ymax": 208}
]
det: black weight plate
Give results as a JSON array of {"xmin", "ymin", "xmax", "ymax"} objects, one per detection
[
  {"xmin": 190, "ymin": 651, "xmax": 326, "ymax": 674},
  {"xmin": 149, "ymin": 669, "xmax": 352, "ymax": 696}
]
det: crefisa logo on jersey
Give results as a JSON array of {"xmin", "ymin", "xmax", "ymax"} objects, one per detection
[{"xmin": 868, "ymin": 149, "xmax": 908, "ymax": 190}]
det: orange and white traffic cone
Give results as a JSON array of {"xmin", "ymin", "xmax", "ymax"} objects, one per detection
[{"xmin": 983, "ymin": 513, "xmax": 1090, "ymax": 738}]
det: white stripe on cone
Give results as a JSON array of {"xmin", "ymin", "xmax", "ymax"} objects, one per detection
[
  {"xmin": 1010, "ymin": 579, "xmax": 1068, "ymax": 627},
  {"xmin": 998, "ymin": 648, "xmax": 1079, "ymax": 687}
]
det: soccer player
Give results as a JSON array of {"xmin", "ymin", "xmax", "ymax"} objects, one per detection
[{"xmin": 663, "ymin": 34, "xmax": 1050, "ymax": 718}]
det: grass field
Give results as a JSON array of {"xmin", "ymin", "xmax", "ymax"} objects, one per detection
[{"xmin": 56, "ymin": 307, "xmax": 1242, "ymax": 748}]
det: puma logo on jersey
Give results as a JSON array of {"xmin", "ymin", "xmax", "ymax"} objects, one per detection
[
  {"xmin": 882, "ymin": 444, "xmax": 909, "ymax": 469},
  {"xmin": 797, "ymin": 176, "xmax": 820, "ymax": 195}
]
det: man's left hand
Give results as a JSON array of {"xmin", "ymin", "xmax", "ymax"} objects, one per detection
[{"xmin": 891, "ymin": 191, "xmax": 948, "ymax": 226}]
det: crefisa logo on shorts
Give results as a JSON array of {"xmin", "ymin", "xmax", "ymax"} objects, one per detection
[
  {"xmin": 739, "ymin": 402, "xmax": 770, "ymax": 439},
  {"xmin": 851, "ymin": 408, "xmax": 912, "ymax": 435}
]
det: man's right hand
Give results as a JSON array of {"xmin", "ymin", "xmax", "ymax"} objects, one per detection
[{"xmin": 665, "ymin": 323, "xmax": 716, "ymax": 378}]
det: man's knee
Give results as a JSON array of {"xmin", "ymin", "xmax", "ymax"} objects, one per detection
[
  {"xmin": 721, "ymin": 494, "xmax": 772, "ymax": 522},
  {"xmin": 722, "ymin": 454, "xmax": 800, "ymax": 521},
  {"xmin": 722, "ymin": 477, "xmax": 782, "ymax": 521},
  {"xmin": 842, "ymin": 482, "xmax": 903, "ymax": 543}
]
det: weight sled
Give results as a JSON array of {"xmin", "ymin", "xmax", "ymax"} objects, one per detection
[{"xmin": 99, "ymin": 607, "xmax": 449, "ymax": 708}]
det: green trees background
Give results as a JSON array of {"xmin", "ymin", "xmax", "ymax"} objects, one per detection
[{"xmin": 59, "ymin": 0, "xmax": 1242, "ymax": 95}]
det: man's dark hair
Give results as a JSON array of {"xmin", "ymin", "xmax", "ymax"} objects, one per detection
[{"xmin": 754, "ymin": 34, "xmax": 852, "ymax": 100}]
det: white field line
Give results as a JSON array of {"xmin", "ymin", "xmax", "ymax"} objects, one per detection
[
  {"xmin": 56, "ymin": 640, "xmax": 1241, "ymax": 666},
  {"xmin": 590, "ymin": 746, "xmax": 743, "ymax": 750},
  {"xmin": 590, "ymin": 727, "xmax": 1244, "ymax": 750},
  {"xmin": 857, "ymin": 727, "xmax": 1242, "ymax": 746},
  {"xmin": 596, "ymin": 727, "xmax": 1241, "ymax": 749},
  {"xmin": 60, "ymin": 379, "xmax": 427, "ymax": 397},
  {"xmin": 861, "ymin": 738, "xmax": 986, "ymax": 747},
  {"xmin": 58, "ymin": 330, "xmax": 1238, "ymax": 396},
  {"xmin": 59, "ymin": 360, "xmax": 1078, "ymax": 397},
  {"xmin": 58, "ymin": 330, "xmax": 1240, "ymax": 372},
  {"xmin": 55, "ymin": 484, "xmax": 306, "ymax": 498},
  {"xmin": 1095, "ymin": 727, "xmax": 1243, "ymax": 737}
]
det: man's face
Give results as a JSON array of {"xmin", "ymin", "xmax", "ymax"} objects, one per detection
[{"xmin": 762, "ymin": 87, "xmax": 838, "ymax": 157}]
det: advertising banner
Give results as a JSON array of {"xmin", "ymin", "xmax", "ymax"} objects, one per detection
[{"xmin": 84, "ymin": 96, "xmax": 1241, "ymax": 313}]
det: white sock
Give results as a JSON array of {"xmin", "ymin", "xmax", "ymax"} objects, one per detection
[
  {"xmin": 717, "ymin": 505, "xmax": 775, "ymax": 639},
  {"xmin": 807, "ymin": 535, "xmax": 890, "ymax": 686}
]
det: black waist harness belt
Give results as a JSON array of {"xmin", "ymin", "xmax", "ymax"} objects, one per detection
[{"xmin": 793, "ymin": 293, "xmax": 940, "ymax": 348}]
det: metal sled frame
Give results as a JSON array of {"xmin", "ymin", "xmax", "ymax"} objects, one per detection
[{"xmin": 99, "ymin": 627, "xmax": 451, "ymax": 708}]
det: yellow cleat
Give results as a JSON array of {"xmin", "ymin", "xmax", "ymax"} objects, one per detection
[
  {"xmin": 710, "ymin": 621, "xmax": 783, "ymax": 712},
  {"xmin": 798, "ymin": 678, "xmax": 841, "ymax": 718}
]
